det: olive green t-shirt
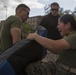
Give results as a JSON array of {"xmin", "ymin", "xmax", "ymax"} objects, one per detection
[
  {"xmin": 59, "ymin": 31, "xmax": 76, "ymax": 68},
  {"xmin": 1, "ymin": 16, "xmax": 22, "ymax": 50}
]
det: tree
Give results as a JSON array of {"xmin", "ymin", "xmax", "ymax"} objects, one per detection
[
  {"xmin": 72, "ymin": 6, "xmax": 76, "ymax": 16},
  {"xmin": 63, "ymin": 10, "xmax": 72, "ymax": 14},
  {"xmin": 44, "ymin": 4, "xmax": 51, "ymax": 15},
  {"xmin": 59, "ymin": 7, "xmax": 64, "ymax": 16}
]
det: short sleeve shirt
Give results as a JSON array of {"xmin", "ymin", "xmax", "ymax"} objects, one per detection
[
  {"xmin": 1, "ymin": 16, "xmax": 22, "ymax": 50},
  {"xmin": 59, "ymin": 31, "xmax": 76, "ymax": 68}
]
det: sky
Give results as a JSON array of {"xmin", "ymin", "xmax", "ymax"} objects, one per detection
[{"xmin": 0, "ymin": 0, "xmax": 76, "ymax": 20}]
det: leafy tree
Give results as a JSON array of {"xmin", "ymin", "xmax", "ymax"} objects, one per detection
[
  {"xmin": 63, "ymin": 10, "xmax": 72, "ymax": 14},
  {"xmin": 59, "ymin": 7, "xmax": 64, "ymax": 16}
]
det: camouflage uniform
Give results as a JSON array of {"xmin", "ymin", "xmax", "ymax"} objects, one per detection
[
  {"xmin": 25, "ymin": 61, "xmax": 56, "ymax": 75},
  {"xmin": 25, "ymin": 60, "xmax": 76, "ymax": 75}
]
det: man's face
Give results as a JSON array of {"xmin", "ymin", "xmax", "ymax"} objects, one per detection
[
  {"xmin": 51, "ymin": 5, "xmax": 59, "ymax": 16},
  {"xmin": 21, "ymin": 8, "xmax": 30, "ymax": 22}
]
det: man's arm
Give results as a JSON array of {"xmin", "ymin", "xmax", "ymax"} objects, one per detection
[{"xmin": 10, "ymin": 27, "xmax": 21, "ymax": 44}]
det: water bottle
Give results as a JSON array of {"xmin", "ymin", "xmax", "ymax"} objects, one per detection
[{"xmin": 37, "ymin": 26, "xmax": 47, "ymax": 37}]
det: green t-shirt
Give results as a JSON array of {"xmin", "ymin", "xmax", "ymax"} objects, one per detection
[
  {"xmin": 1, "ymin": 16, "xmax": 22, "ymax": 50},
  {"xmin": 59, "ymin": 31, "xmax": 76, "ymax": 68}
]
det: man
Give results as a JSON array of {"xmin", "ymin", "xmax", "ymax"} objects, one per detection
[
  {"xmin": 0, "ymin": 4, "xmax": 46, "ymax": 75},
  {"xmin": 1, "ymin": 4, "xmax": 30, "ymax": 50},
  {"xmin": 40, "ymin": 2, "xmax": 61, "ymax": 40},
  {"xmin": 40, "ymin": 2, "xmax": 62, "ymax": 62}
]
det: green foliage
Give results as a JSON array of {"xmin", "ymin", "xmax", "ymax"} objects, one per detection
[{"xmin": 22, "ymin": 23, "xmax": 31, "ymax": 39}]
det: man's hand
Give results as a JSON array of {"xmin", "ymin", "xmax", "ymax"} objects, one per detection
[{"xmin": 27, "ymin": 32, "xmax": 38, "ymax": 40}]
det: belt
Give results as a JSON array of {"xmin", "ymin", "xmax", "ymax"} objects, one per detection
[{"xmin": 60, "ymin": 63, "xmax": 76, "ymax": 74}]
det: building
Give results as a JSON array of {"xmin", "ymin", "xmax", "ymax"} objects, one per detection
[{"xmin": 26, "ymin": 15, "xmax": 43, "ymax": 32}]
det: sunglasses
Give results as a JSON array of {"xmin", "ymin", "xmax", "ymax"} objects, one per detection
[{"xmin": 51, "ymin": 9, "xmax": 58, "ymax": 11}]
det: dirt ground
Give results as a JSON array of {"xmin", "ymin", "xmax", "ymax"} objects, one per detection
[{"xmin": 42, "ymin": 50, "xmax": 59, "ymax": 62}]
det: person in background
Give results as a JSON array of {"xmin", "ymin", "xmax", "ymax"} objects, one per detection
[
  {"xmin": 27, "ymin": 14, "xmax": 76, "ymax": 75},
  {"xmin": 1, "ymin": 4, "xmax": 30, "ymax": 50},
  {"xmin": 40, "ymin": 2, "xmax": 61, "ymax": 40},
  {"xmin": 40, "ymin": 2, "xmax": 62, "ymax": 62}
]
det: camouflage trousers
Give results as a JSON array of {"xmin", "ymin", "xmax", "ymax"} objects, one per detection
[{"xmin": 25, "ymin": 61, "xmax": 76, "ymax": 75}]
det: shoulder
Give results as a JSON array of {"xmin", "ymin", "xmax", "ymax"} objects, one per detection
[
  {"xmin": 64, "ymin": 31, "xmax": 76, "ymax": 40},
  {"xmin": 8, "ymin": 16, "xmax": 22, "ymax": 28},
  {"xmin": 63, "ymin": 31, "xmax": 76, "ymax": 48},
  {"xmin": 41, "ymin": 14, "xmax": 50, "ymax": 21},
  {"xmin": 6, "ymin": 16, "xmax": 21, "ymax": 22},
  {"xmin": 57, "ymin": 14, "xmax": 60, "ymax": 18}
]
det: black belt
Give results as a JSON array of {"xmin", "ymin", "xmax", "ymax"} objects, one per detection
[{"xmin": 60, "ymin": 63, "xmax": 76, "ymax": 74}]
